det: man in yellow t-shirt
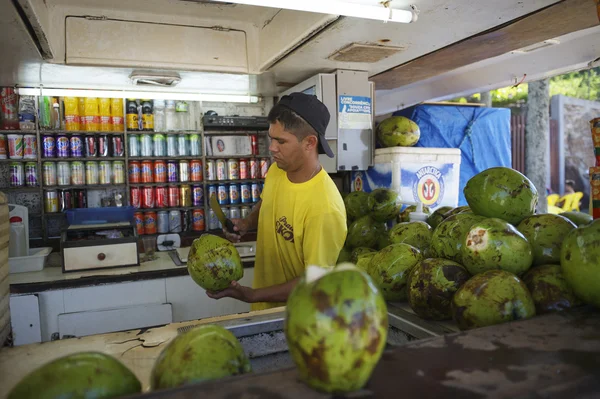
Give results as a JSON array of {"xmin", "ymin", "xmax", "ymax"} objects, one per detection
[{"xmin": 206, "ymin": 92, "xmax": 347, "ymax": 310}]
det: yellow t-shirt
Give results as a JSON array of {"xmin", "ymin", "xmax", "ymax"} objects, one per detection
[{"xmin": 251, "ymin": 163, "xmax": 347, "ymax": 311}]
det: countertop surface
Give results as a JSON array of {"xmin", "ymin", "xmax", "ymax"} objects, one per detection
[{"xmin": 9, "ymin": 246, "xmax": 255, "ymax": 293}]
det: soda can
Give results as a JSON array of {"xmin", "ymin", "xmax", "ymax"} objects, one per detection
[
  {"xmin": 180, "ymin": 184, "xmax": 191, "ymax": 207},
  {"xmin": 208, "ymin": 209, "xmax": 219, "ymax": 230},
  {"xmin": 56, "ymin": 135, "xmax": 70, "ymax": 158},
  {"xmin": 98, "ymin": 134, "xmax": 109, "ymax": 157},
  {"xmin": 168, "ymin": 185, "xmax": 180, "ymax": 207},
  {"xmin": 216, "ymin": 159, "xmax": 227, "ymax": 181},
  {"xmin": 207, "ymin": 185, "xmax": 217, "ymax": 203},
  {"xmin": 182, "ymin": 210, "xmax": 191, "ymax": 232},
  {"xmin": 249, "ymin": 159, "xmax": 259, "ymax": 179},
  {"xmin": 251, "ymin": 135, "xmax": 258, "ymax": 155},
  {"xmin": 144, "ymin": 212, "xmax": 158, "ymax": 235},
  {"xmin": 112, "ymin": 161, "xmax": 125, "ymax": 184},
  {"xmin": 7, "ymin": 134, "xmax": 23, "ymax": 158},
  {"xmin": 25, "ymin": 162, "xmax": 38, "ymax": 187},
  {"xmin": 157, "ymin": 211, "xmax": 169, "ymax": 234},
  {"xmin": 57, "ymin": 161, "xmax": 70, "ymax": 186},
  {"xmin": 111, "ymin": 135, "xmax": 124, "ymax": 157},
  {"xmin": 229, "ymin": 183, "xmax": 240, "ymax": 205},
  {"xmin": 217, "ymin": 184, "xmax": 229, "ymax": 205},
  {"xmin": 74, "ymin": 189, "xmax": 87, "ymax": 208},
  {"xmin": 239, "ymin": 159, "xmax": 248, "ymax": 180},
  {"xmin": 9, "ymin": 162, "xmax": 24, "ymax": 187},
  {"xmin": 128, "ymin": 161, "xmax": 141, "ymax": 183},
  {"xmin": 228, "ymin": 159, "xmax": 239, "ymax": 180},
  {"xmin": 69, "ymin": 135, "xmax": 83, "ymax": 158},
  {"xmin": 154, "ymin": 160, "xmax": 167, "ymax": 183},
  {"xmin": 260, "ymin": 158, "xmax": 270, "ymax": 179},
  {"xmin": 241, "ymin": 206, "xmax": 251, "ymax": 219},
  {"xmin": 153, "ymin": 134, "xmax": 166, "ymax": 157},
  {"xmin": 130, "ymin": 187, "xmax": 141, "ymax": 208},
  {"xmin": 44, "ymin": 190, "xmax": 59, "ymax": 213},
  {"xmin": 179, "ymin": 160, "xmax": 190, "ymax": 182},
  {"xmin": 142, "ymin": 186, "xmax": 155, "ymax": 208},
  {"xmin": 141, "ymin": 160, "xmax": 153, "ymax": 183},
  {"xmin": 191, "ymin": 209, "xmax": 205, "ymax": 231},
  {"xmin": 189, "ymin": 160, "xmax": 202, "ymax": 182},
  {"xmin": 42, "ymin": 136, "xmax": 55, "ymax": 158},
  {"xmin": 134, "ymin": 212, "xmax": 145, "ymax": 235},
  {"xmin": 169, "ymin": 210, "xmax": 182, "ymax": 233},
  {"xmin": 58, "ymin": 189, "xmax": 72, "ymax": 211},
  {"xmin": 43, "ymin": 161, "xmax": 57, "ymax": 186},
  {"xmin": 205, "ymin": 160, "xmax": 215, "ymax": 181},
  {"xmin": 70, "ymin": 161, "xmax": 85, "ymax": 185},
  {"xmin": 23, "ymin": 134, "xmax": 37, "ymax": 159},
  {"xmin": 0, "ymin": 134, "xmax": 6, "ymax": 159},
  {"xmin": 222, "ymin": 207, "xmax": 231, "ymax": 220},
  {"xmin": 240, "ymin": 183, "xmax": 251, "ymax": 204},
  {"xmin": 167, "ymin": 161, "xmax": 178, "ymax": 183},
  {"xmin": 84, "ymin": 136, "xmax": 97, "ymax": 157},
  {"xmin": 230, "ymin": 207, "xmax": 241, "ymax": 220},
  {"xmin": 192, "ymin": 185, "xmax": 204, "ymax": 206},
  {"xmin": 166, "ymin": 135, "xmax": 178, "ymax": 157},
  {"xmin": 251, "ymin": 183, "xmax": 260, "ymax": 203},
  {"xmin": 177, "ymin": 134, "xmax": 188, "ymax": 156},
  {"xmin": 155, "ymin": 186, "xmax": 167, "ymax": 208},
  {"xmin": 189, "ymin": 134, "xmax": 201, "ymax": 156},
  {"xmin": 140, "ymin": 134, "xmax": 153, "ymax": 157},
  {"xmin": 128, "ymin": 134, "xmax": 140, "ymax": 157},
  {"xmin": 99, "ymin": 161, "xmax": 112, "ymax": 184},
  {"xmin": 1, "ymin": 87, "xmax": 19, "ymax": 130},
  {"xmin": 85, "ymin": 161, "xmax": 99, "ymax": 185}
]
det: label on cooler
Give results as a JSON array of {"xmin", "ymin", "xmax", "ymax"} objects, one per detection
[{"xmin": 351, "ymin": 162, "xmax": 459, "ymax": 210}]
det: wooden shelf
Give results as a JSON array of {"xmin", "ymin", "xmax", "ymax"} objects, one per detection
[
  {"xmin": 0, "ymin": 130, "xmax": 36, "ymax": 135},
  {"xmin": 0, "ymin": 158, "xmax": 38, "ymax": 162},
  {"xmin": 41, "ymin": 157, "xmax": 126, "ymax": 162},
  {"xmin": 0, "ymin": 186, "xmax": 40, "ymax": 192},
  {"xmin": 42, "ymin": 184, "xmax": 127, "ymax": 190},
  {"xmin": 39, "ymin": 130, "xmax": 124, "ymax": 135}
]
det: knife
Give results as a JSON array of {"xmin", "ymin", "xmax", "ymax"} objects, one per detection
[{"xmin": 209, "ymin": 193, "xmax": 236, "ymax": 234}]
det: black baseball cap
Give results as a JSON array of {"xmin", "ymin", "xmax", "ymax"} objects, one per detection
[{"xmin": 276, "ymin": 92, "xmax": 334, "ymax": 158}]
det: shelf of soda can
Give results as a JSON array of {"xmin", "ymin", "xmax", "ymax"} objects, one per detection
[
  {"xmin": 40, "ymin": 160, "xmax": 127, "ymax": 187},
  {"xmin": 128, "ymin": 156, "xmax": 202, "ymax": 161},
  {"xmin": 207, "ymin": 181, "xmax": 264, "ymax": 206},
  {"xmin": 41, "ymin": 133, "xmax": 125, "ymax": 158},
  {"xmin": 204, "ymin": 155, "xmax": 264, "ymax": 159},
  {"xmin": 41, "ymin": 157, "xmax": 126, "ymax": 162},
  {"xmin": 136, "ymin": 206, "xmax": 204, "ymax": 212},
  {"xmin": 134, "ymin": 208, "xmax": 207, "ymax": 235},
  {"xmin": 130, "ymin": 185, "xmax": 204, "ymax": 209},
  {"xmin": 129, "ymin": 182, "xmax": 203, "ymax": 187},
  {"xmin": 42, "ymin": 184, "xmax": 127, "ymax": 190},
  {"xmin": 39, "ymin": 130, "xmax": 125, "ymax": 135},
  {"xmin": 205, "ymin": 179, "xmax": 264, "ymax": 185}
]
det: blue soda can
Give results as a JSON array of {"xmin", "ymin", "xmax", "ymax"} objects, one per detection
[
  {"xmin": 167, "ymin": 161, "xmax": 178, "ymax": 183},
  {"xmin": 240, "ymin": 183, "xmax": 251, "ymax": 204},
  {"xmin": 229, "ymin": 183, "xmax": 240, "ymax": 204},
  {"xmin": 157, "ymin": 211, "xmax": 169, "ymax": 234},
  {"xmin": 192, "ymin": 185, "xmax": 204, "ymax": 206},
  {"xmin": 251, "ymin": 183, "xmax": 260, "ymax": 203},
  {"xmin": 56, "ymin": 135, "xmax": 70, "ymax": 157},
  {"xmin": 42, "ymin": 135, "xmax": 55, "ymax": 158},
  {"xmin": 217, "ymin": 184, "xmax": 229, "ymax": 205},
  {"xmin": 208, "ymin": 184, "xmax": 217, "ymax": 202},
  {"xmin": 69, "ymin": 135, "xmax": 83, "ymax": 158}
]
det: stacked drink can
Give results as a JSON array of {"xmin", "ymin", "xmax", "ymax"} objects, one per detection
[
  {"xmin": 127, "ymin": 133, "xmax": 200, "ymax": 157},
  {"xmin": 134, "ymin": 209, "xmax": 203, "ymax": 235},
  {"xmin": 40, "ymin": 160, "xmax": 124, "ymax": 186},
  {"xmin": 42, "ymin": 134, "xmax": 124, "ymax": 158}
]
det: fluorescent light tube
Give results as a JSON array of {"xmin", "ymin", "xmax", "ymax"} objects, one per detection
[
  {"xmin": 17, "ymin": 87, "xmax": 259, "ymax": 103},
  {"xmin": 209, "ymin": 0, "xmax": 417, "ymax": 23}
]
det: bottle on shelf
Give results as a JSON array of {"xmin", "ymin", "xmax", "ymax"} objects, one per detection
[
  {"xmin": 153, "ymin": 100, "xmax": 166, "ymax": 132},
  {"xmin": 165, "ymin": 100, "xmax": 176, "ymax": 132},
  {"xmin": 176, "ymin": 101, "xmax": 189, "ymax": 131}
]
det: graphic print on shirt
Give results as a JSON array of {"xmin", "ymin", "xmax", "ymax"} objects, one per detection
[{"xmin": 275, "ymin": 216, "xmax": 294, "ymax": 243}]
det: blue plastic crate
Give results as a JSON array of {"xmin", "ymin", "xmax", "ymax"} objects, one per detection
[{"xmin": 65, "ymin": 206, "xmax": 136, "ymax": 225}]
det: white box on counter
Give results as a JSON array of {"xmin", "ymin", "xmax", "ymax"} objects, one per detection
[{"xmin": 205, "ymin": 136, "xmax": 252, "ymax": 157}]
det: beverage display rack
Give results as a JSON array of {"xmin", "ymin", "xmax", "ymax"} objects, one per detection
[{"xmin": 2, "ymin": 98, "xmax": 271, "ymax": 243}]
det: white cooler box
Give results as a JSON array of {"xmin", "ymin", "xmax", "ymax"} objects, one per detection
[{"xmin": 350, "ymin": 147, "xmax": 462, "ymax": 211}]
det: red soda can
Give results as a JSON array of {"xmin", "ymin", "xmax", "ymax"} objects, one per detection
[
  {"xmin": 190, "ymin": 160, "xmax": 203, "ymax": 182},
  {"xmin": 84, "ymin": 136, "xmax": 97, "ymax": 157},
  {"xmin": 154, "ymin": 160, "xmax": 167, "ymax": 183},
  {"xmin": 141, "ymin": 160, "xmax": 153, "ymax": 183},
  {"xmin": 130, "ymin": 187, "xmax": 141, "ymax": 208},
  {"xmin": 134, "ymin": 212, "xmax": 145, "ymax": 235},
  {"xmin": 142, "ymin": 186, "xmax": 155, "ymax": 208},
  {"xmin": 144, "ymin": 212, "xmax": 158, "ymax": 234},
  {"xmin": 251, "ymin": 135, "xmax": 258, "ymax": 155},
  {"xmin": 239, "ymin": 159, "xmax": 248, "ymax": 180},
  {"xmin": 98, "ymin": 135, "xmax": 109, "ymax": 157},
  {"xmin": 155, "ymin": 186, "xmax": 167, "ymax": 208},
  {"xmin": 128, "ymin": 161, "xmax": 141, "ymax": 183},
  {"xmin": 168, "ymin": 185, "xmax": 180, "ymax": 207},
  {"xmin": 74, "ymin": 189, "xmax": 87, "ymax": 208},
  {"xmin": 260, "ymin": 158, "xmax": 269, "ymax": 179},
  {"xmin": 249, "ymin": 159, "xmax": 259, "ymax": 179},
  {"xmin": 192, "ymin": 209, "xmax": 205, "ymax": 231},
  {"xmin": 111, "ymin": 135, "xmax": 124, "ymax": 157}
]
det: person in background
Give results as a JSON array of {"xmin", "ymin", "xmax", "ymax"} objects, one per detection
[
  {"xmin": 206, "ymin": 93, "xmax": 347, "ymax": 311},
  {"xmin": 564, "ymin": 180, "xmax": 576, "ymax": 195}
]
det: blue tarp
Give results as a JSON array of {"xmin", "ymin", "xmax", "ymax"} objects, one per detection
[{"xmin": 392, "ymin": 104, "xmax": 512, "ymax": 206}]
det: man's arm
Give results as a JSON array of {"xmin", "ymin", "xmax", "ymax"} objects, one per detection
[{"xmin": 206, "ymin": 277, "xmax": 299, "ymax": 303}]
